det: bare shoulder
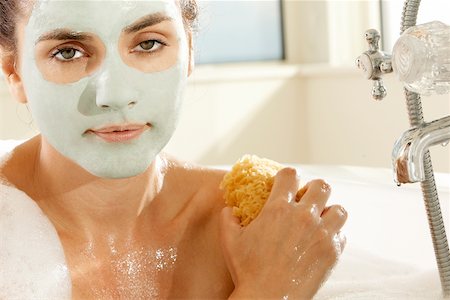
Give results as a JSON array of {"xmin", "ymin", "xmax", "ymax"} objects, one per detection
[
  {"xmin": 161, "ymin": 153, "xmax": 229, "ymax": 214},
  {"xmin": 0, "ymin": 137, "xmax": 40, "ymax": 189}
]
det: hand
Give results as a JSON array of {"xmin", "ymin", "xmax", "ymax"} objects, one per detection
[{"xmin": 219, "ymin": 168, "xmax": 347, "ymax": 299}]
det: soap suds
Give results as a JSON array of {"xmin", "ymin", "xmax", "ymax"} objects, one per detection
[
  {"xmin": 0, "ymin": 182, "xmax": 71, "ymax": 299},
  {"xmin": 316, "ymin": 244, "xmax": 443, "ymax": 299}
]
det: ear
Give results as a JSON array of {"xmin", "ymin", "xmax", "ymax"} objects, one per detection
[
  {"xmin": 1, "ymin": 54, "xmax": 28, "ymax": 104},
  {"xmin": 187, "ymin": 31, "xmax": 195, "ymax": 77}
]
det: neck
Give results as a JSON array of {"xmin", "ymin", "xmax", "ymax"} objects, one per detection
[{"xmin": 33, "ymin": 136, "xmax": 165, "ymax": 241}]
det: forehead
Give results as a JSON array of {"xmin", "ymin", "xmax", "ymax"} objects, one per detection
[{"xmin": 28, "ymin": 0, "xmax": 181, "ymax": 38}]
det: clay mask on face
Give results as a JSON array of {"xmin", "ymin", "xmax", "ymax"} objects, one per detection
[{"xmin": 21, "ymin": 0, "xmax": 189, "ymax": 178}]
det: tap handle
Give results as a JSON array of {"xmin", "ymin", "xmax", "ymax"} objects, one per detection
[
  {"xmin": 365, "ymin": 29, "xmax": 381, "ymax": 52},
  {"xmin": 356, "ymin": 29, "xmax": 393, "ymax": 101}
]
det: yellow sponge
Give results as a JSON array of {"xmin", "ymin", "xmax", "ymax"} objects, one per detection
[{"xmin": 220, "ymin": 155, "xmax": 284, "ymax": 226}]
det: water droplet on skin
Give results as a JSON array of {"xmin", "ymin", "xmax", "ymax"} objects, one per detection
[
  {"xmin": 291, "ymin": 278, "xmax": 300, "ymax": 286},
  {"xmin": 332, "ymin": 234, "xmax": 343, "ymax": 256},
  {"xmin": 155, "ymin": 247, "xmax": 178, "ymax": 271},
  {"xmin": 86, "ymin": 245, "xmax": 178, "ymax": 298},
  {"xmin": 320, "ymin": 182, "xmax": 331, "ymax": 193},
  {"xmin": 309, "ymin": 204, "xmax": 319, "ymax": 217}
]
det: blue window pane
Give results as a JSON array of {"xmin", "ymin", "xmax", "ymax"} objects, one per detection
[{"xmin": 195, "ymin": 1, "xmax": 284, "ymax": 64}]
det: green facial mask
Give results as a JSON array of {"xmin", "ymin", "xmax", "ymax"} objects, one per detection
[{"xmin": 21, "ymin": 0, "xmax": 189, "ymax": 178}]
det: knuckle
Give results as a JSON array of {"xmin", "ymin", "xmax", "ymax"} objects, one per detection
[{"xmin": 267, "ymin": 201, "xmax": 291, "ymax": 218}]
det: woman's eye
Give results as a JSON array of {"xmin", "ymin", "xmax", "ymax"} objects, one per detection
[
  {"xmin": 132, "ymin": 40, "xmax": 165, "ymax": 53},
  {"xmin": 52, "ymin": 48, "xmax": 85, "ymax": 61},
  {"xmin": 140, "ymin": 40, "xmax": 156, "ymax": 50}
]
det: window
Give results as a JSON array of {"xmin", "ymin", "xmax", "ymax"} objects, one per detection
[
  {"xmin": 194, "ymin": 0, "xmax": 284, "ymax": 64},
  {"xmin": 381, "ymin": 0, "xmax": 450, "ymax": 51}
]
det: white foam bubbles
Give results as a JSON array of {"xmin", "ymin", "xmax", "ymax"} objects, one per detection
[
  {"xmin": 315, "ymin": 244, "xmax": 443, "ymax": 299},
  {"xmin": 0, "ymin": 182, "xmax": 71, "ymax": 299}
]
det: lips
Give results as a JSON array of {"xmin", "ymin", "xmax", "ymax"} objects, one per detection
[{"xmin": 86, "ymin": 123, "xmax": 151, "ymax": 143}]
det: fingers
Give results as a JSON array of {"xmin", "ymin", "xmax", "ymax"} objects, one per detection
[
  {"xmin": 293, "ymin": 206, "xmax": 347, "ymax": 297},
  {"xmin": 297, "ymin": 179, "xmax": 331, "ymax": 212},
  {"xmin": 321, "ymin": 205, "xmax": 347, "ymax": 234},
  {"xmin": 293, "ymin": 233, "xmax": 346, "ymax": 299},
  {"xmin": 267, "ymin": 168, "xmax": 300, "ymax": 204}
]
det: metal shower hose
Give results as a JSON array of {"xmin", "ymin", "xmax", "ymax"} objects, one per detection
[{"xmin": 400, "ymin": 0, "xmax": 450, "ymax": 295}]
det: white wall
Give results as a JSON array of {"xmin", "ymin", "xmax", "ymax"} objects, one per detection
[
  {"xmin": 163, "ymin": 63, "xmax": 450, "ymax": 172},
  {"xmin": 1, "ymin": 0, "xmax": 449, "ymax": 173},
  {"xmin": 382, "ymin": 0, "xmax": 450, "ymax": 51}
]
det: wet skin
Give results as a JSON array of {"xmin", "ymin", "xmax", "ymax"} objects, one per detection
[
  {"xmin": 1, "ymin": 0, "xmax": 347, "ymax": 297},
  {"xmin": 0, "ymin": 2, "xmax": 230, "ymax": 295},
  {"xmin": 0, "ymin": 136, "xmax": 234, "ymax": 298}
]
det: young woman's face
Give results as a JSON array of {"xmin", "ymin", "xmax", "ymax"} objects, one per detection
[{"xmin": 17, "ymin": 0, "xmax": 190, "ymax": 178}]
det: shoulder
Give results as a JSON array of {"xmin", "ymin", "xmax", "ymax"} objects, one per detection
[
  {"xmin": 161, "ymin": 153, "xmax": 229, "ymax": 217},
  {"xmin": 0, "ymin": 139, "xmax": 24, "ymax": 158},
  {"xmin": 0, "ymin": 140, "xmax": 18, "ymax": 178},
  {"xmin": 0, "ymin": 137, "xmax": 39, "ymax": 189}
]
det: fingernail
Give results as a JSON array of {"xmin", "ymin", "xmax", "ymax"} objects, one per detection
[
  {"xmin": 321, "ymin": 181, "xmax": 331, "ymax": 193},
  {"xmin": 339, "ymin": 206, "xmax": 347, "ymax": 217}
]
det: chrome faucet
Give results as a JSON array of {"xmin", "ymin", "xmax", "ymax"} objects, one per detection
[
  {"xmin": 392, "ymin": 115, "xmax": 450, "ymax": 183},
  {"xmin": 357, "ymin": 0, "xmax": 450, "ymax": 295}
]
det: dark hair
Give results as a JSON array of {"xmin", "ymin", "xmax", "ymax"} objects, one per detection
[
  {"xmin": 0, "ymin": 0, "xmax": 198, "ymax": 57},
  {"xmin": 0, "ymin": 0, "xmax": 20, "ymax": 54},
  {"xmin": 180, "ymin": 0, "xmax": 199, "ymax": 32}
]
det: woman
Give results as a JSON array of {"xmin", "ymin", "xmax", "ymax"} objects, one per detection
[{"xmin": 0, "ymin": 0, "xmax": 347, "ymax": 298}]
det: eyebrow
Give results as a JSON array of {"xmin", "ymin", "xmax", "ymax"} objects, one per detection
[
  {"xmin": 123, "ymin": 13, "xmax": 173, "ymax": 33},
  {"xmin": 36, "ymin": 30, "xmax": 92, "ymax": 44}
]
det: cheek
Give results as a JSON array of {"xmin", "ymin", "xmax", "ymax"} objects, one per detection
[{"xmin": 26, "ymin": 81, "xmax": 84, "ymax": 126}]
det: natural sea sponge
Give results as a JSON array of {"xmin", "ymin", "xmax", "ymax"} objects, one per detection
[{"xmin": 220, "ymin": 155, "xmax": 284, "ymax": 226}]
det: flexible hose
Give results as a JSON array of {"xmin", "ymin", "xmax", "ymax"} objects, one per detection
[{"xmin": 401, "ymin": 0, "xmax": 450, "ymax": 295}]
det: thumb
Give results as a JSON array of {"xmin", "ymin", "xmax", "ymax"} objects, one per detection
[{"xmin": 219, "ymin": 207, "xmax": 242, "ymax": 247}]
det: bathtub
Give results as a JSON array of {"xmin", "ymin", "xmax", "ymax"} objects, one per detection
[
  {"xmin": 1, "ymin": 140, "xmax": 449, "ymax": 298},
  {"xmin": 294, "ymin": 164, "xmax": 450, "ymax": 299}
]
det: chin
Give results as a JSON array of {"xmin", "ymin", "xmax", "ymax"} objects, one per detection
[
  {"xmin": 85, "ymin": 163, "xmax": 150, "ymax": 179},
  {"xmin": 93, "ymin": 169, "xmax": 146, "ymax": 179},
  {"xmin": 78, "ymin": 152, "xmax": 156, "ymax": 179}
]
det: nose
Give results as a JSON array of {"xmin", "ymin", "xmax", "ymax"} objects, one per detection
[{"xmin": 95, "ymin": 59, "xmax": 138, "ymax": 110}]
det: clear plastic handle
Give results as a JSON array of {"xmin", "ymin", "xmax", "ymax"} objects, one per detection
[{"xmin": 392, "ymin": 21, "xmax": 450, "ymax": 96}]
